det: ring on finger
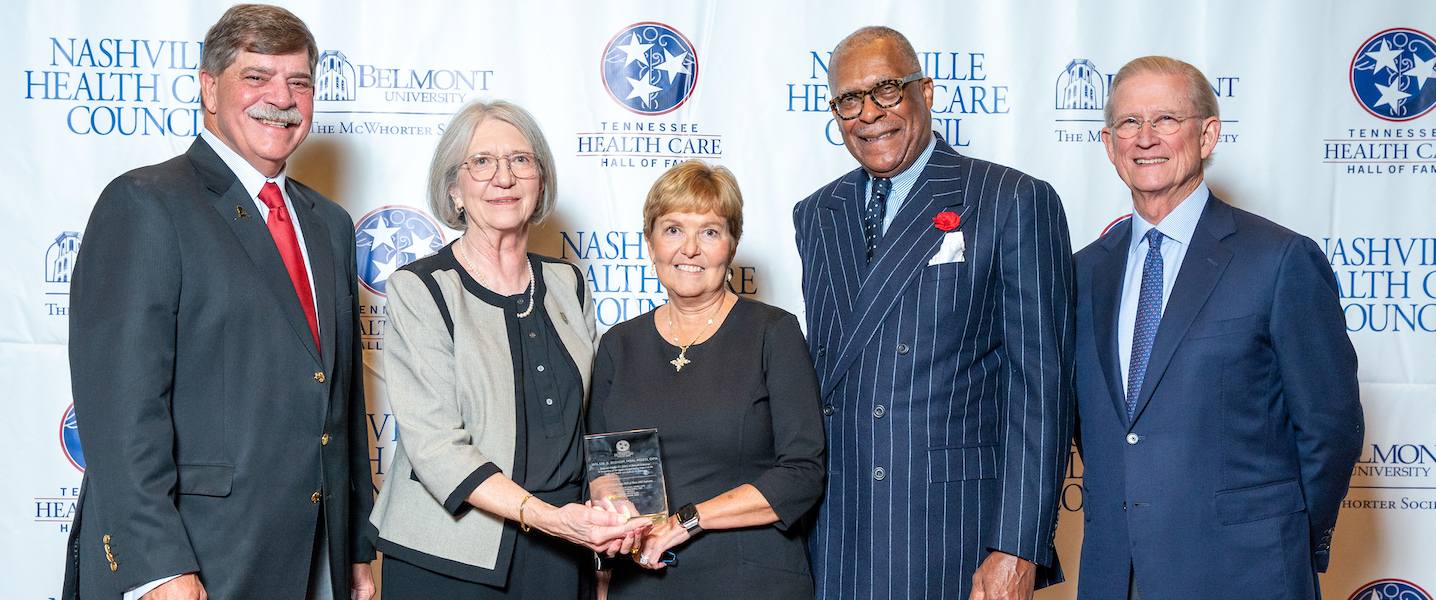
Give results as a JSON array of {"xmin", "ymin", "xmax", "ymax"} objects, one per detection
[{"xmin": 638, "ymin": 554, "xmax": 650, "ymax": 566}]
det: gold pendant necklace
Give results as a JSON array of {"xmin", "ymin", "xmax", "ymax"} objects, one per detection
[
  {"xmin": 457, "ymin": 237, "xmax": 535, "ymax": 318},
  {"xmin": 666, "ymin": 297, "xmax": 723, "ymax": 372}
]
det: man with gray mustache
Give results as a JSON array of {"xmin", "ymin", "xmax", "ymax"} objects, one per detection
[{"xmin": 63, "ymin": 5, "xmax": 375, "ymax": 599}]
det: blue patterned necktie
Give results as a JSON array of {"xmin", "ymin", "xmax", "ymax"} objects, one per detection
[
  {"xmin": 1127, "ymin": 228, "xmax": 1164, "ymax": 419},
  {"xmin": 864, "ymin": 177, "xmax": 891, "ymax": 262}
]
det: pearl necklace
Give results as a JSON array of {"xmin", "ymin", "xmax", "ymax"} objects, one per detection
[
  {"xmin": 665, "ymin": 297, "xmax": 724, "ymax": 372},
  {"xmin": 457, "ymin": 237, "xmax": 535, "ymax": 318}
]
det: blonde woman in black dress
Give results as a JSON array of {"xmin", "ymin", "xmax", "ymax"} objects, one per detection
[{"xmin": 588, "ymin": 160, "xmax": 826, "ymax": 599}]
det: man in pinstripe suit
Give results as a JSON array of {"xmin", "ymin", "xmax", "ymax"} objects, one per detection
[{"xmin": 793, "ymin": 26, "xmax": 1076, "ymax": 600}]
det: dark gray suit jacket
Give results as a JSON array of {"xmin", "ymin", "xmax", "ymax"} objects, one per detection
[
  {"xmin": 63, "ymin": 137, "xmax": 375, "ymax": 599},
  {"xmin": 794, "ymin": 136, "xmax": 1076, "ymax": 600}
]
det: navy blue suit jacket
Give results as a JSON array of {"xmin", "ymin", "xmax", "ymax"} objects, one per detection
[
  {"xmin": 1073, "ymin": 195, "xmax": 1364, "ymax": 600},
  {"xmin": 794, "ymin": 137, "xmax": 1076, "ymax": 600}
]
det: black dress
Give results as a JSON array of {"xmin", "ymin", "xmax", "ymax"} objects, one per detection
[{"xmin": 588, "ymin": 297, "xmax": 826, "ymax": 599}]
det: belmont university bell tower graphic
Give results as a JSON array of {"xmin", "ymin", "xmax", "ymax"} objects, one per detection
[
  {"xmin": 316, "ymin": 50, "xmax": 356, "ymax": 101},
  {"xmin": 1056, "ymin": 59, "xmax": 1104, "ymax": 110}
]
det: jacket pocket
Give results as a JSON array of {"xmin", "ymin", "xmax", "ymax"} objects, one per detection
[
  {"xmin": 927, "ymin": 444, "xmax": 998, "ymax": 483},
  {"xmin": 1186, "ymin": 314, "xmax": 1265, "ymax": 340},
  {"xmin": 922, "ymin": 261, "xmax": 962, "ymax": 281},
  {"xmin": 176, "ymin": 463, "xmax": 235, "ymax": 497},
  {"xmin": 1215, "ymin": 479, "xmax": 1304, "ymax": 525}
]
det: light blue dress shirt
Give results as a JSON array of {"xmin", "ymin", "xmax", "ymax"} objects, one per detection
[
  {"xmin": 1117, "ymin": 182, "xmax": 1209, "ymax": 393},
  {"xmin": 865, "ymin": 134, "xmax": 939, "ymax": 234}
]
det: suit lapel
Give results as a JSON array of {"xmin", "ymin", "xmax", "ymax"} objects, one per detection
[
  {"xmin": 1130, "ymin": 196, "xmax": 1234, "ymax": 423},
  {"xmin": 1091, "ymin": 220, "xmax": 1133, "ymax": 427},
  {"xmin": 288, "ymin": 183, "xmax": 336, "ymax": 376},
  {"xmin": 191, "ymin": 139, "xmax": 323, "ymax": 365},
  {"xmin": 820, "ymin": 172, "xmax": 866, "ymax": 327},
  {"xmin": 823, "ymin": 142, "xmax": 966, "ymax": 397}
]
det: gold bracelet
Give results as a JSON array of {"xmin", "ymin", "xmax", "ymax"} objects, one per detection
[{"xmin": 518, "ymin": 493, "xmax": 535, "ymax": 533}]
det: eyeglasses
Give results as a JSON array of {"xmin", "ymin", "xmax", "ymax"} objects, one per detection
[
  {"xmin": 828, "ymin": 71, "xmax": 926, "ymax": 120},
  {"xmin": 462, "ymin": 153, "xmax": 541, "ymax": 182},
  {"xmin": 1108, "ymin": 115, "xmax": 1201, "ymax": 139}
]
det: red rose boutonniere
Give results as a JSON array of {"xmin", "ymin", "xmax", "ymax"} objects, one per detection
[{"xmin": 933, "ymin": 211, "xmax": 960, "ymax": 231}]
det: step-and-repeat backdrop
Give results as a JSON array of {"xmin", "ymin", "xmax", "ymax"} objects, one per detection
[{"xmin": 3, "ymin": 1, "xmax": 1432, "ymax": 597}]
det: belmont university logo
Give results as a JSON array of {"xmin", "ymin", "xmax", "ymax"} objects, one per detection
[
  {"xmin": 600, "ymin": 22, "xmax": 698, "ymax": 115},
  {"xmin": 355, "ymin": 206, "xmax": 445, "ymax": 296},
  {"xmin": 1055, "ymin": 59, "xmax": 1106, "ymax": 110},
  {"xmin": 1350, "ymin": 580, "xmax": 1432, "ymax": 600},
  {"xmin": 315, "ymin": 50, "xmax": 357, "ymax": 101},
  {"xmin": 1350, "ymin": 28, "xmax": 1436, "ymax": 121},
  {"xmin": 46, "ymin": 231, "xmax": 80, "ymax": 283}
]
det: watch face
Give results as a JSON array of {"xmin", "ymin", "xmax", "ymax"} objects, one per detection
[{"xmin": 679, "ymin": 504, "xmax": 700, "ymax": 530}]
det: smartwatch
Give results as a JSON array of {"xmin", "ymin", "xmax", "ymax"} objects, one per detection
[{"xmin": 677, "ymin": 503, "xmax": 703, "ymax": 536}]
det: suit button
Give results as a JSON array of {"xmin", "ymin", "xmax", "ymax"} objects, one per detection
[
  {"xmin": 817, "ymin": 344, "xmax": 826, "ymax": 357},
  {"xmin": 1126, "ymin": 433, "xmax": 1139, "ymax": 445},
  {"xmin": 873, "ymin": 467, "xmax": 886, "ymax": 481},
  {"xmin": 823, "ymin": 404, "xmax": 836, "ymax": 416},
  {"xmin": 311, "ymin": 492, "xmax": 322, "ymax": 503},
  {"xmin": 314, "ymin": 372, "xmax": 325, "ymax": 383},
  {"xmin": 321, "ymin": 434, "xmax": 330, "ymax": 446},
  {"xmin": 896, "ymin": 343, "xmax": 909, "ymax": 355},
  {"xmin": 873, "ymin": 405, "xmax": 886, "ymax": 418}
]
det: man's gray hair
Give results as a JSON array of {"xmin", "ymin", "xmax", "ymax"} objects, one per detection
[
  {"xmin": 828, "ymin": 26, "xmax": 922, "ymax": 89},
  {"xmin": 1105, "ymin": 56, "xmax": 1221, "ymax": 167},
  {"xmin": 427, "ymin": 100, "xmax": 559, "ymax": 229},
  {"xmin": 200, "ymin": 4, "xmax": 318, "ymax": 78}
]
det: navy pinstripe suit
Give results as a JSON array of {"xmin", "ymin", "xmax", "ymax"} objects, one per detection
[{"xmin": 794, "ymin": 136, "xmax": 1076, "ymax": 600}]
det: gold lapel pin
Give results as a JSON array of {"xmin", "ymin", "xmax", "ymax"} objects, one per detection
[{"xmin": 236, "ymin": 206, "xmax": 253, "ymax": 220}]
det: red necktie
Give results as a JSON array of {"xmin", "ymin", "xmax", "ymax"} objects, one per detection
[{"xmin": 258, "ymin": 181, "xmax": 321, "ymax": 354}]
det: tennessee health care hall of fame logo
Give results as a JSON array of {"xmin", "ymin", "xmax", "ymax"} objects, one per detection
[
  {"xmin": 1348, "ymin": 579, "xmax": 1433, "ymax": 600},
  {"xmin": 601, "ymin": 22, "xmax": 698, "ymax": 115},
  {"xmin": 1350, "ymin": 28, "xmax": 1436, "ymax": 121},
  {"xmin": 355, "ymin": 206, "xmax": 446, "ymax": 296}
]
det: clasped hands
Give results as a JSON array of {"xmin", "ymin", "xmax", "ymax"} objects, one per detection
[{"xmin": 587, "ymin": 498, "xmax": 688, "ymax": 570}]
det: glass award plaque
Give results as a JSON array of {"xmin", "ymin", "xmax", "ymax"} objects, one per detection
[{"xmin": 584, "ymin": 428, "xmax": 668, "ymax": 524}]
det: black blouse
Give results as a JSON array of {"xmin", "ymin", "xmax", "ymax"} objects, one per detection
[{"xmin": 450, "ymin": 253, "xmax": 585, "ymax": 503}]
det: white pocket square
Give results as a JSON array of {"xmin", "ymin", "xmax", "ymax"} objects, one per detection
[{"xmin": 928, "ymin": 231, "xmax": 965, "ymax": 265}]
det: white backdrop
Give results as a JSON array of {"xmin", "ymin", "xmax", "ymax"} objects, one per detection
[{"xmin": 3, "ymin": 2, "xmax": 1434, "ymax": 598}]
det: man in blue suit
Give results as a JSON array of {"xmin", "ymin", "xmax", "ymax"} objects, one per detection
[
  {"xmin": 794, "ymin": 26, "xmax": 1075, "ymax": 600},
  {"xmin": 1073, "ymin": 56, "xmax": 1364, "ymax": 599}
]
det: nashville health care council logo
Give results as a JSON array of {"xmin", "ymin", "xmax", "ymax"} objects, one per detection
[
  {"xmin": 601, "ymin": 22, "xmax": 698, "ymax": 115},
  {"xmin": 1349, "ymin": 579, "xmax": 1432, "ymax": 600},
  {"xmin": 1351, "ymin": 28, "xmax": 1436, "ymax": 121},
  {"xmin": 355, "ymin": 206, "xmax": 446, "ymax": 296}
]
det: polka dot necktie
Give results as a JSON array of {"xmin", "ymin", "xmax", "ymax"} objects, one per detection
[
  {"xmin": 1127, "ymin": 228, "xmax": 1164, "ymax": 419},
  {"xmin": 865, "ymin": 177, "xmax": 892, "ymax": 263}
]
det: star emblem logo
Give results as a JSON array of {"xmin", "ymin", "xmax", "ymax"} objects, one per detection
[
  {"xmin": 1349, "ymin": 28, "xmax": 1436, "ymax": 121},
  {"xmin": 600, "ymin": 23, "xmax": 699, "ymax": 116},
  {"xmin": 354, "ymin": 206, "xmax": 446, "ymax": 296}
]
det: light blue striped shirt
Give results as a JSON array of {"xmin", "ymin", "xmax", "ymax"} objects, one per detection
[
  {"xmin": 1118, "ymin": 181, "xmax": 1209, "ymax": 391},
  {"xmin": 865, "ymin": 133, "xmax": 939, "ymax": 234}
]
